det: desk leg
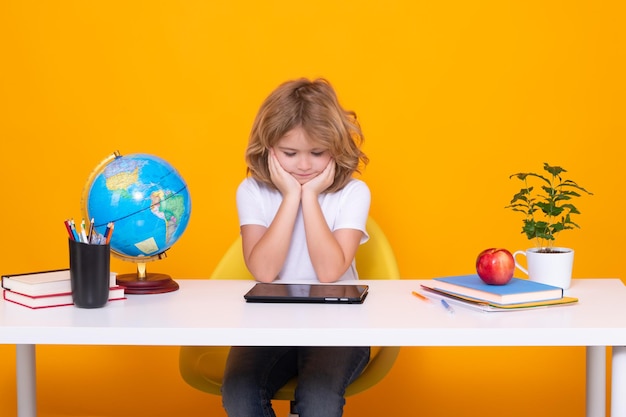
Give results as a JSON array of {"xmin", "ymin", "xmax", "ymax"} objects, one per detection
[
  {"xmin": 612, "ymin": 346, "xmax": 626, "ymax": 417},
  {"xmin": 16, "ymin": 344, "xmax": 36, "ymax": 417},
  {"xmin": 587, "ymin": 346, "xmax": 606, "ymax": 417}
]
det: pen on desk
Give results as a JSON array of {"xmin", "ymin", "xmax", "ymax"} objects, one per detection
[
  {"xmin": 440, "ymin": 298, "xmax": 455, "ymax": 314},
  {"xmin": 411, "ymin": 291, "xmax": 430, "ymax": 302}
]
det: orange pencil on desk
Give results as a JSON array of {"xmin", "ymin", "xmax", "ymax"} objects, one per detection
[{"xmin": 412, "ymin": 291, "xmax": 430, "ymax": 302}]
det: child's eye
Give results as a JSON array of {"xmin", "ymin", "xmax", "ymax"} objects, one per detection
[
  {"xmin": 283, "ymin": 152, "xmax": 296, "ymax": 157},
  {"xmin": 312, "ymin": 151, "xmax": 326, "ymax": 157}
]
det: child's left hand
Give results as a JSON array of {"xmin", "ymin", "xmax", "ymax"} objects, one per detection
[{"xmin": 302, "ymin": 159, "xmax": 336, "ymax": 196}]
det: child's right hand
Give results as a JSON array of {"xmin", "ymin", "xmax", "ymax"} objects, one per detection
[{"xmin": 268, "ymin": 150, "xmax": 301, "ymax": 198}]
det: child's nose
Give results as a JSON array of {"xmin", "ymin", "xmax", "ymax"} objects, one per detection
[{"xmin": 297, "ymin": 155, "xmax": 312, "ymax": 170}]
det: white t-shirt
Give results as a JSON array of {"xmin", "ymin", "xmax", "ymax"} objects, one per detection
[{"xmin": 236, "ymin": 177, "xmax": 371, "ymax": 282}]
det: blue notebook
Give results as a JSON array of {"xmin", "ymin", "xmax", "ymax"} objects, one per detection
[{"xmin": 431, "ymin": 275, "xmax": 564, "ymax": 305}]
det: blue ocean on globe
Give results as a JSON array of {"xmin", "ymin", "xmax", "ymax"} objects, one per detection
[{"xmin": 86, "ymin": 153, "xmax": 191, "ymax": 259}]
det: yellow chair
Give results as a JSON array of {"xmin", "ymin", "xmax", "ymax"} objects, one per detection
[{"xmin": 179, "ymin": 217, "xmax": 401, "ymax": 409}]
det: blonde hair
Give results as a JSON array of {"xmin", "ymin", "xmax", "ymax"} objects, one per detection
[{"xmin": 245, "ymin": 78, "xmax": 368, "ymax": 193}]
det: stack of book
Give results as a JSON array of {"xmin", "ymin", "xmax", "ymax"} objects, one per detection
[
  {"xmin": 1, "ymin": 269, "xmax": 125, "ymax": 309},
  {"xmin": 421, "ymin": 274, "xmax": 578, "ymax": 312}
]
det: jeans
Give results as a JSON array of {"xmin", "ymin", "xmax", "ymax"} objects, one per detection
[{"xmin": 222, "ymin": 346, "xmax": 371, "ymax": 417}]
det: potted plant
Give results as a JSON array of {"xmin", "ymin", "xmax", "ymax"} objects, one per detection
[{"xmin": 506, "ymin": 162, "xmax": 593, "ymax": 288}]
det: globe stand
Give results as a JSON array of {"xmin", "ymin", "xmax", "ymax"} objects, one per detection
[{"xmin": 116, "ymin": 262, "xmax": 179, "ymax": 294}]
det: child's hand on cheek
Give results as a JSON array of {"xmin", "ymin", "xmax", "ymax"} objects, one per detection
[
  {"xmin": 302, "ymin": 159, "xmax": 335, "ymax": 196},
  {"xmin": 268, "ymin": 150, "xmax": 301, "ymax": 198}
]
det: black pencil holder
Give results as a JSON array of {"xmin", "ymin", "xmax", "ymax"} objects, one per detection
[{"xmin": 69, "ymin": 238, "xmax": 110, "ymax": 308}]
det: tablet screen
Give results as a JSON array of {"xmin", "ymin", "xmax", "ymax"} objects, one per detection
[{"xmin": 244, "ymin": 282, "xmax": 369, "ymax": 304}]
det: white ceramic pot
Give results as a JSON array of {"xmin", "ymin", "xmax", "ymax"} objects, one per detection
[{"xmin": 513, "ymin": 247, "xmax": 574, "ymax": 289}]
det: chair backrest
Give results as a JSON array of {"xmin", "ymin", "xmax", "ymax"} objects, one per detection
[
  {"xmin": 210, "ymin": 216, "xmax": 399, "ymax": 280},
  {"xmin": 355, "ymin": 217, "xmax": 400, "ymax": 280},
  {"xmin": 209, "ymin": 232, "xmax": 252, "ymax": 280}
]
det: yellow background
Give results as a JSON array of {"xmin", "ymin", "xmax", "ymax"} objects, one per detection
[{"xmin": 1, "ymin": 1, "xmax": 624, "ymax": 416}]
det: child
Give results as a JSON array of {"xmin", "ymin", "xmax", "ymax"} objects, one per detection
[{"xmin": 221, "ymin": 78, "xmax": 371, "ymax": 417}]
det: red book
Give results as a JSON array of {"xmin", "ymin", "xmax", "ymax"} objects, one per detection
[
  {"xmin": 2, "ymin": 269, "xmax": 118, "ymax": 297},
  {"xmin": 3, "ymin": 287, "xmax": 126, "ymax": 309}
]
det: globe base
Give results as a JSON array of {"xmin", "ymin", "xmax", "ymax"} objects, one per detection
[{"xmin": 116, "ymin": 272, "xmax": 180, "ymax": 294}]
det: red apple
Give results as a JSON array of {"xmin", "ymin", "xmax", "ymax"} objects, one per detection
[{"xmin": 476, "ymin": 248, "xmax": 515, "ymax": 285}]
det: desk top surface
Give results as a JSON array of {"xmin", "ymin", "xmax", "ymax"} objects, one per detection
[{"xmin": 1, "ymin": 279, "xmax": 625, "ymax": 347}]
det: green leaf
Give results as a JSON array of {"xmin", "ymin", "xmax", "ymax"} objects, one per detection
[
  {"xmin": 560, "ymin": 203, "xmax": 580, "ymax": 214},
  {"xmin": 508, "ymin": 191, "xmax": 529, "ymax": 204},
  {"xmin": 558, "ymin": 190, "xmax": 582, "ymax": 198},
  {"xmin": 554, "ymin": 194, "xmax": 573, "ymax": 202},
  {"xmin": 561, "ymin": 180, "xmax": 594, "ymax": 195},
  {"xmin": 536, "ymin": 201, "xmax": 564, "ymax": 216},
  {"xmin": 543, "ymin": 163, "xmax": 566, "ymax": 177}
]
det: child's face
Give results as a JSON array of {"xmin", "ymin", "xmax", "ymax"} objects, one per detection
[{"xmin": 272, "ymin": 126, "xmax": 332, "ymax": 185}]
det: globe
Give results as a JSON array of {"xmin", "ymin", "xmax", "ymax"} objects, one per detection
[{"xmin": 82, "ymin": 151, "xmax": 191, "ymax": 294}]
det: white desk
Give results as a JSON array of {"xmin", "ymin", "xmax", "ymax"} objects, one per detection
[{"xmin": 1, "ymin": 278, "xmax": 626, "ymax": 417}]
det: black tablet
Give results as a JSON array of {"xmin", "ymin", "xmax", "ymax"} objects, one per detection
[{"xmin": 244, "ymin": 282, "xmax": 369, "ymax": 304}]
